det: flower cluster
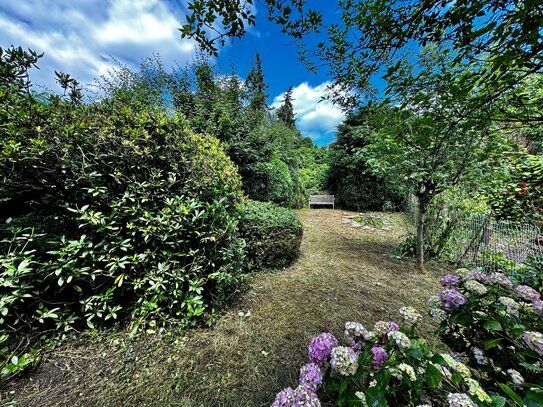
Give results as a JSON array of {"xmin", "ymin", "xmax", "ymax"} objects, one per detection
[
  {"xmin": 330, "ymin": 346, "xmax": 359, "ymax": 376},
  {"xmin": 399, "ymin": 306, "xmax": 422, "ymax": 324},
  {"xmin": 439, "ymin": 288, "xmax": 466, "ymax": 309},
  {"xmin": 389, "ymin": 363, "xmax": 416, "ymax": 381},
  {"xmin": 523, "ymin": 331, "xmax": 543, "ymax": 355},
  {"xmin": 308, "ymin": 332, "xmax": 338, "ymax": 364},
  {"xmin": 490, "ymin": 272, "xmax": 513, "ymax": 289},
  {"xmin": 447, "ymin": 392, "xmax": 477, "ymax": 407},
  {"xmin": 370, "ymin": 346, "xmax": 388, "ymax": 369},
  {"xmin": 388, "ymin": 330, "xmax": 411, "ymax": 350},
  {"xmin": 441, "ymin": 274, "xmax": 461, "ymax": 287},
  {"xmin": 471, "ymin": 347, "xmax": 488, "ymax": 365},
  {"xmin": 515, "ymin": 284, "xmax": 541, "ymax": 303},
  {"xmin": 433, "ymin": 267, "xmax": 543, "ymax": 402},
  {"xmin": 299, "ymin": 363, "xmax": 323, "ymax": 391},
  {"xmin": 271, "ymin": 385, "xmax": 321, "ymax": 407},
  {"xmin": 344, "ymin": 321, "xmax": 368, "ymax": 342},
  {"xmin": 464, "ymin": 280, "xmax": 487, "ymax": 295}
]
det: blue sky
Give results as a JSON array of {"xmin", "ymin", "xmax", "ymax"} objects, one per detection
[{"xmin": 0, "ymin": 0, "xmax": 345, "ymax": 145}]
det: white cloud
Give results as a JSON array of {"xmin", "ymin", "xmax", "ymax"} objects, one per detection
[
  {"xmin": 271, "ymin": 81, "xmax": 346, "ymax": 144},
  {"xmin": 0, "ymin": 0, "xmax": 196, "ymax": 91}
]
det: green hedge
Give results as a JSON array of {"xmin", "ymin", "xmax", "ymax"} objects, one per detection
[
  {"xmin": 0, "ymin": 49, "xmax": 247, "ymax": 376},
  {"xmin": 238, "ymin": 200, "xmax": 303, "ymax": 271}
]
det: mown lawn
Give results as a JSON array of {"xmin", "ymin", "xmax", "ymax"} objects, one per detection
[{"xmin": 1, "ymin": 210, "xmax": 453, "ymax": 406}]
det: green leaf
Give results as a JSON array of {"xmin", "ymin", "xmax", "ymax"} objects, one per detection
[
  {"xmin": 365, "ymin": 387, "xmax": 387, "ymax": 407},
  {"xmin": 483, "ymin": 320, "xmax": 503, "ymax": 331},
  {"xmin": 525, "ymin": 390, "xmax": 543, "ymax": 407},
  {"xmin": 484, "ymin": 338, "xmax": 502, "ymax": 350},
  {"xmin": 426, "ymin": 363, "xmax": 442, "ymax": 389},
  {"xmin": 491, "ymin": 395, "xmax": 506, "ymax": 407},
  {"xmin": 499, "ymin": 383, "xmax": 524, "ymax": 406}
]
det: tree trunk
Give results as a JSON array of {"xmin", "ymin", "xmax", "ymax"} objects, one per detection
[{"xmin": 416, "ymin": 199, "xmax": 426, "ymax": 271}]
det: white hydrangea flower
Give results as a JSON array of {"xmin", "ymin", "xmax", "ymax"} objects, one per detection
[
  {"xmin": 447, "ymin": 392, "xmax": 476, "ymax": 407},
  {"xmin": 440, "ymin": 354, "xmax": 471, "ymax": 378},
  {"xmin": 429, "ymin": 306, "xmax": 447, "ymax": 321},
  {"xmin": 330, "ymin": 346, "xmax": 359, "ymax": 376},
  {"xmin": 355, "ymin": 391, "xmax": 368, "ymax": 407},
  {"xmin": 388, "ymin": 331, "xmax": 411, "ymax": 350},
  {"xmin": 398, "ymin": 363, "xmax": 416, "ymax": 381},
  {"xmin": 344, "ymin": 322, "xmax": 368, "ymax": 342},
  {"xmin": 465, "ymin": 378, "xmax": 492, "ymax": 403},
  {"xmin": 471, "ymin": 347, "xmax": 488, "ymax": 365},
  {"xmin": 499, "ymin": 296, "xmax": 520, "ymax": 317},
  {"xmin": 464, "ymin": 280, "xmax": 487, "ymax": 295},
  {"xmin": 507, "ymin": 369, "xmax": 524, "ymax": 387},
  {"xmin": 399, "ymin": 306, "xmax": 422, "ymax": 324},
  {"xmin": 363, "ymin": 330, "xmax": 375, "ymax": 341}
]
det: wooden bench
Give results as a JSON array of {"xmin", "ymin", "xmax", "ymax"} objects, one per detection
[{"xmin": 309, "ymin": 195, "xmax": 335, "ymax": 209}]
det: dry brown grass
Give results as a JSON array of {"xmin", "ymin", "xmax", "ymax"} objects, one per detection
[{"xmin": 1, "ymin": 210, "xmax": 453, "ymax": 407}]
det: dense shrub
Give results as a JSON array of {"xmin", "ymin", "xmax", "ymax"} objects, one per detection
[
  {"xmin": 433, "ymin": 268, "xmax": 543, "ymax": 404},
  {"xmin": 238, "ymin": 200, "xmax": 302, "ymax": 271},
  {"xmin": 327, "ymin": 110, "xmax": 403, "ymax": 211},
  {"xmin": 272, "ymin": 307, "xmax": 506, "ymax": 406},
  {"xmin": 0, "ymin": 49, "xmax": 246, "ymax": 376},
  {"xmin": 486, "ymin": 154, "xmax": 543, "ymax": 225}
]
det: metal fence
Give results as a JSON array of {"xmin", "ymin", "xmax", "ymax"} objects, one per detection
[{"xmin": 403, "ymin": 196, "xmax": 543, "ymax": 268}]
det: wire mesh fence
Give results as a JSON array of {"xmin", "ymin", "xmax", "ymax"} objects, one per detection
[{"xmin": 403, "ymin": 195, "xmax": 543, "ymax": 269}]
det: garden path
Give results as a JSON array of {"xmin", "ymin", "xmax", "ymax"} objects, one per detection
[{"xmin": 3, "ymin": 209, "xmax": 451, "ymax": 407}]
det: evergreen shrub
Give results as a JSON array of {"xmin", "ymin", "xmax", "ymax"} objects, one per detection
[{"xmin": 238, "ymin": 200, "xmax": 302, "ymax": 271}]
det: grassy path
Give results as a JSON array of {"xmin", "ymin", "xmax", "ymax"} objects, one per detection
[{"xmin": 2, "ymin": 210, "xmax": 451, "ymax": 406}]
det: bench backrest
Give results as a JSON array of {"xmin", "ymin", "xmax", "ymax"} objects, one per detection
[{"xmin": 309, "ymin": 195, "xmax": 335, "ymax": 204}]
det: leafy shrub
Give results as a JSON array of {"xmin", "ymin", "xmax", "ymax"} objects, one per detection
[
  {"xmin": 238, "ymin": 200, "xmax": 302, "ymax": 271},
  {"xmin": 255, "ymin": 153, "xmax": 295, "ymax": 207},
  {"xmin": 0, "ymin": 49, "xmax": 246, "ymax": 377},
  {"xmin": 486, "ymin": 154, "xmax": 543, "ymax": 225},
  {"xmin": 432, "ymin": 268, "xmax": 543, "ymax": 405},
  {"xmin": 272, "ymin": 307, "xmax": 506, "ymax": 406}
]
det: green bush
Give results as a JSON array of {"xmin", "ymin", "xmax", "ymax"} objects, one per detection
[
  {"xmin": 238, "ymin": 200, "xmax": 302, "ymax": 271},
  {"xmin": 0, "ymin": 48, "xmax": 246, "ymax": 377},
  {"xmin": 433, "ymin": 268, "xmax": 543, "ymax": 404}
]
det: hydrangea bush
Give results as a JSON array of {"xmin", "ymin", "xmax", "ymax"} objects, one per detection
[
  {"xmin": 272, "ymin": 308, "xmax": 505, "ymax": 406},
  {"xmin": 433, "ymin": 268, "xmax": 543, "ymax": 405}
]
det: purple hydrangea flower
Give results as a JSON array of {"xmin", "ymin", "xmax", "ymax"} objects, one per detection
[
  {"xmin": 373, "ymin": 321, "xmax": 399, "ymax": 340},
  {"xmin": 308, "ymin": 332, "xmax": 338, "ymax": 364},
  {"xmin": 371, "ymin": 346, "xmax": 388, "ymax": 369},
  {"xmin": 440, "ymin": 288, "xmax": 466, "ymax": 309},
  {"xmin": 388, "ymin": 321, "xmax": 400, "ymax": 332},
  {"xmin": 490, "ymin": 273, "xmax": 513, "ymax": 289},
  {"xmin": 440, "ymin": 274, "xmax": 461, "ymax": 287},
  {"xmin": 350, "ymin": 341, "xmax": 363, "ymax": 355},
  {"xmin": 464, "ymin": 270, "xmax": 489, "ymax": 283},
  {"xmin": 299, "ymin": 363, "xmax": 323, "ymax": 391},
  {"xmin": 515, "ymin": 285, "xmax": 541, "ymax": 302},
  {"xmin": 272, "ymin": 385, "xmax": 321, "ymax": 407},
  {"xmin": 534, "ymin": 300, "xmax": 543, "ymax": 314},
  {"xmin": 271, "ymin": 387, "xmax": 296, "ymax": 407}
]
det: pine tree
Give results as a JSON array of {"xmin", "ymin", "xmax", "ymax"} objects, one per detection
[
  {"xmin": 245, "ymin": 53, "xmax": 268, "ymax": 114},
  {"xmin": 276, "ymin": 86, "xmax": 296, "ymax": 129}
]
